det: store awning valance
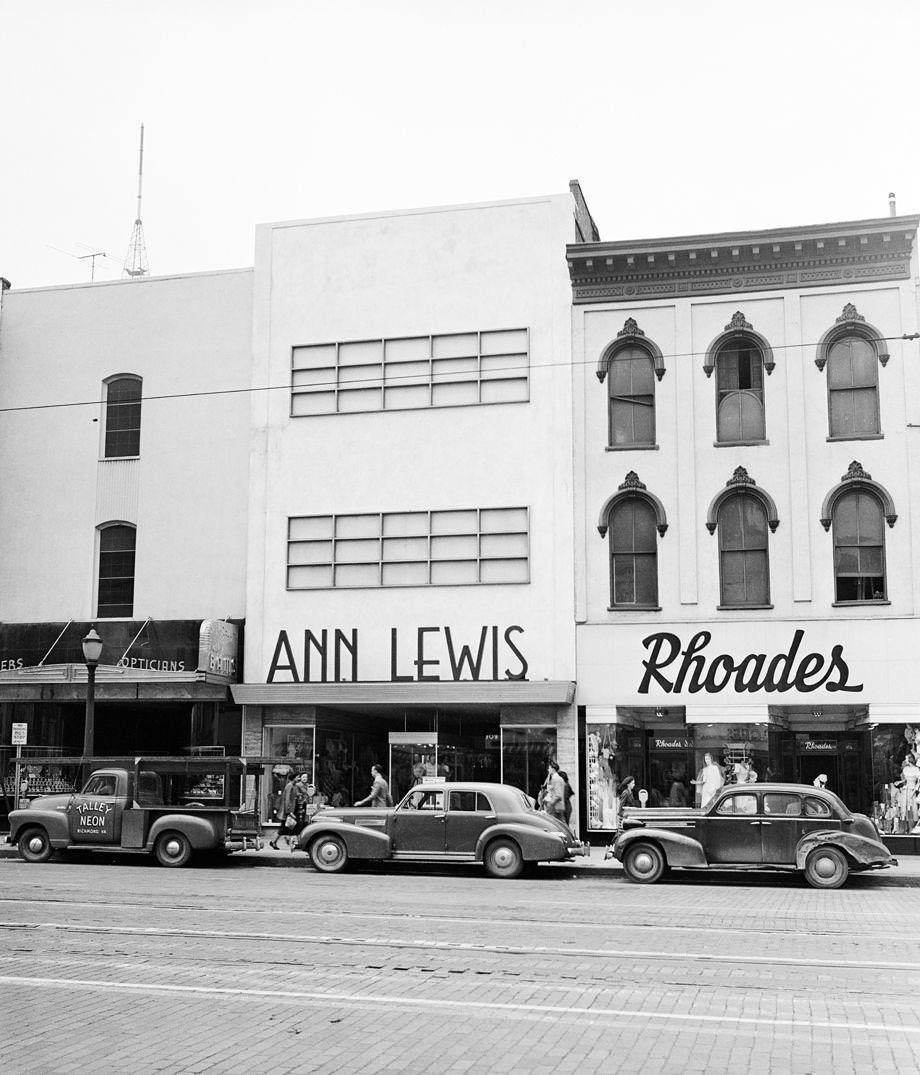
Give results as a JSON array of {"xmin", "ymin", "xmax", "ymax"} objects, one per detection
[{"xmin": 231, "ymin": 680, "xmax": 576, "ymax": 707}]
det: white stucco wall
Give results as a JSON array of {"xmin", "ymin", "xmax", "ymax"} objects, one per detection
[
  {"xmin": 245, "ymin": 197, "xmax": 579, "ymax": 687},
  {"xmin": 0, "ymin": 269, "xmax": 253, "ymax": 622}
]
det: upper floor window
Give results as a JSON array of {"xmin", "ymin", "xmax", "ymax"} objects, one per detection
[
  {"xmin": 706, "ymin": 467, "xmax": 779, "ymax": 610},
  {"xmin": 597, "ymin": 319, "xmax": 665, "ymax": 449},
  {"xmin": 826, "ymin": 337, "xmax": 880, "ymax": 438},
  {"xmin": 718, "ymin": 493, "xmax": 769, "ymax": 607},
  {"xmin": 291, "ymin": 328, "xmax": 529, "ymax": 415},
  {"xmin": 597, "ymin": 472, "xmax": 668, "ymax": 610},
  {"xmin": 287, "ymin": 506, "xmax": 529, "ymax": 588},
  {"xmin": 97, "ymin": 523, "xmax": 136, "ymax": 618},
  {"xmin": 104, "ymin": 375, "xmax": 142, "ymax": 458},
  {"xmin": 820, "ymin": 460, "xmax": 896, "ymax": 605},
  {"xmin": 704, "ymin": 312, "xmax": 774, "ymax": 446},
  {"xmin": 816, "ymin": 304, "xmax": 889, "ymax": 440},
  {"xmin": 832, "ymin": 489, "xmax": 886, "ymax": 602}
]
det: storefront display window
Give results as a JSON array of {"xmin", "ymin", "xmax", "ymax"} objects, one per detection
[
  {"xmin": 871, "ymin": 724, "xmax": 920, "ymax": 834},
  {"xmin": 693, "ymin": 724, "xmax": 777, "ymax": 805},
  {"xmin": 501, "ymin": 726, "xmax": 556, "ymax": 802},
  {"xmin": 263, "ymin": 725, "xmax": 314, "ymax": 823}
]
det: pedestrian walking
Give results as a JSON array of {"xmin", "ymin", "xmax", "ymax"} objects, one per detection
[
  {"xmin": 540, "ymin": 759, "xmax": 567, "ymax": 822},
  {"xmin": 355, "ymin": 764, "xmax": 391, "ymax": 807},
  {"xmin": 270, "ymin": 771, "xmax": 297, "ymax": 850},
  {"xmin": 558, "ymin": 769, "xmax": 575, "ymax": 827}
]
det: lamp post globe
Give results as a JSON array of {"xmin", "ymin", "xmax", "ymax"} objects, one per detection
[{"xmin": 82, "ymin": 626, "xmax": 103, "ymax": 758}]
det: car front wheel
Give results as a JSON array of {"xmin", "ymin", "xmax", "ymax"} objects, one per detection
[
  {"xmin": 155, "ymin": 831, "xmax": 193, "ymax": 868},
  {"xmin": 804, "ymin": 846, "xmax": 849, "ymax": 889},
  {"xmin": 309, "ymin": 834, "xmax": 348, "ymax": 873},
  {"xmin": 622, "ymin": 841, "xmax": 666, "ymax": 884},
  {"xmin": 18, "ymin": 827, "xmax": 53, "ymax": 863},
  {"xmin": 483, "ymin": 838, "xmax": 524, "ymax": 879}
]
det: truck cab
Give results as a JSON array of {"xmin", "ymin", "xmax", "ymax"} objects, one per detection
[{"xmin": 9, "ymin": 756, "xmax": 262, "ymax": 867}]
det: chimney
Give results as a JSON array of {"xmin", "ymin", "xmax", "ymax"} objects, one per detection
[{"xmin": 889, "ymin": 192, "xmax": 897, "ymax": 217}]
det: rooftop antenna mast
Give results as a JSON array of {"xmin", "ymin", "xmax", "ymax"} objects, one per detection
[{"xmin": 123, "ymin": 123, "xmax": 149, "ymax": 278}]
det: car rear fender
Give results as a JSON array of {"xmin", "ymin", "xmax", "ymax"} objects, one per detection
[
  {"xmin": 9, "ymin": 808, "xmax": 70, "ymax": 848},
  {"xmin": 298, "ymin": 819, "xmax": 392, "ymax": 859},
  {"xmin": 613, "ymin": 827, "xmax": 708, "ymax": 867},
  {"xmin": 146, "ymin": 814, "xmax": 223, "ymax": 852},
  {"xmin": 473, "ymin": 822, "xmax": 570, "ymax": 863},
  {"xmin": 795, "ymin": 830, "xmax": 895, "ymax": 870}
]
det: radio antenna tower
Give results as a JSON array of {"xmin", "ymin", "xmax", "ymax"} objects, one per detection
[{"xmin": 123, "ymin": 123, "xmax": 149, "ymax": 278}]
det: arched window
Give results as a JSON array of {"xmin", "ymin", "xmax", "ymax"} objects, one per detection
[
  {"xmin": 826, "ymin": 337, "xmax": 880, "ymax": 438},
  {"xmin": 104, "ymin": 375, "xmax": 142, "ymax": 458},
  {"xmin": 717, "ymin": 494, "xmax": 769, "ymax": 607},
  {"xmin": 97, "ymin": 523, "xmax": 136, "ymax": 618},
  {"xmin": 610, "ymin": 499, "xmax": 658, "ymax": 607},
  {"xmin": 597, "ymin": 472, "xmax": 667, "ymax": 610},
  {"xmin": 832, "ymin": 490, "xmax": 886, "ymax": 602},
  {"xmin": 608, "ymin": 347, "xmax": 656, "ymax": 447},
  {"xmin": 597, "ymin": 319, "xmax": 664, "ymax": 449},
  {"xmin": 715, "ymin": 339, "xmax": 765, "ymax": 443}
]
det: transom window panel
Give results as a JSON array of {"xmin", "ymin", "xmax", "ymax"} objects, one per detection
[
  {"xmin": 718, "ymin": 494, "xmax": 769, "ymax": 607},
  {"xmin": 827, "ymin": 337, "xmax": 880, "ymax": 437},
  {"xmin": 716, "ymin": 343, "xmax": 765, "ymax": 443},
  {"xmin": 608, "ymin": 346, "xmax": 655, "ymax": 447},
  {"xmin": 609, "ymin": 499, "xmax": 658, "ymax": 607},
  {"xmin": 97, "ymin": 524, "xmax": 136, "ymax": 618},
  {"xmin": 104, "ymin": 376, "xmax": 142, "ymax": 458},
  {"xmin": 291, "ymin": 328, "xmax": 529, "ymax": 415},
  {"xmin": 287, "ymin": 507, "xmax": 529, "ymax": 588},
  {"xmin": 833, "ymin": 490, "xmax": 886, "ymax": 601}
]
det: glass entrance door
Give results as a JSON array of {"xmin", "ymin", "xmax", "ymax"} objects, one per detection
[{"xmin": 389, "ymin": 733, "xmax": 439, "ymax": 803}]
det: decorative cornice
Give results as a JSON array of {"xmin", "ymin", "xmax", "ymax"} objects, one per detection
[
  {"xmin": 819, "ymin": 462, "xmax": 897, "ymax": 531},
  {"xmin": 706, "ymin": 468, "xmax": 780, "ymax": 534},
  {"xmin": 618, "ymin": 317, "xmax": 644, "ymax": 338},
  {"xmin": 566, "ymin": 215, "xmax": 919, "ymax": 305},
  {"xmin": 618, "ymin": 470, "xmax": 647, "ymax": 492}
]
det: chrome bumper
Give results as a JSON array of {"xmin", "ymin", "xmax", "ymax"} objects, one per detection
[{"xmin": 567, "ymin": 841, "xmax": 590, "ymax": 858}]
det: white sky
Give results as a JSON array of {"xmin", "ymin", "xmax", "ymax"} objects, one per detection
[{"xmin": 2, "ymin": 0, "xmax": 918, "ymax": 289}]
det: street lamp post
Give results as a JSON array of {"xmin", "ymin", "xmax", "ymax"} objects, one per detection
[{"xmin": 82, "ymin": 627, "xmax": 103, "ymax": 758}]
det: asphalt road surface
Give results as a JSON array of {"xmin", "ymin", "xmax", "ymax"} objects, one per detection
[{"xmin": 1, "ymin": 855, "xmax": 919, "ymax": 1073}]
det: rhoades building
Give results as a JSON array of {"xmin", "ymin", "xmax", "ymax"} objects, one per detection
[{"xmin": 1, "ymin": 186, "xmax": 918, "ymax": 846}]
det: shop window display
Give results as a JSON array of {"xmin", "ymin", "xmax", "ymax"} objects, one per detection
[{"xmin": 872, "ymin": 725, "xmax": 920, "ymax": 834}]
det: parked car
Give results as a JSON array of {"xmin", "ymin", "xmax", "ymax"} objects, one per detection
[
  {"xmin": 8, "ymin": 756, "xmax": 262, "ymax": 867},
  {"xmin": 296, "ymin": 781, "xmax": 588, "ymax": 878},
  {"xmin": 610, "ymin": 783, "xmax": 896, "ymax": 889}
]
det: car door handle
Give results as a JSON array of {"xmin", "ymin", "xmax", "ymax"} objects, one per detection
[
  {"xmin": 484, "ymin": 815, "xmax": 496, "ymax": 820},
  {"xmin": 434, "ymin": 813, "xmax": 446, "ymax": 821},
  {"xmin": 760, "ymin": 821, "xmax": 772, "ymax": 826},
  {"xmin": 749, "ymin": 821, "xmax": 762, "ymax": 826}
]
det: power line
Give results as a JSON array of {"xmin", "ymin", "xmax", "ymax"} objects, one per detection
[{"xmin": 0, "ymin": 332, "xmax": 918, "ymax": 416}]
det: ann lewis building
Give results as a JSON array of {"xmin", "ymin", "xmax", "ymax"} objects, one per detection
[
  {"xmin": 566, "ymin": 205, "xmax": 920, "ymax": 844},
  {"xmin": 233, "ymin": 191, "xmax": 592, "ymax": 819}
]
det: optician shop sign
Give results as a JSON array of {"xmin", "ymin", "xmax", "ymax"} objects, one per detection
[
  {"xmin": 267, "ymin": 625, "xmax": 529, "ymax": 683},
  {"xmin": 637, "ymin": 629, "xmax": 863, "ymax": 696}
]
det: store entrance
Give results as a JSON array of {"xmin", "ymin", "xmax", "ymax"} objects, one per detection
[{"xmin": 793, "ymin": 733, "xmax": 867, "ymax": 812}]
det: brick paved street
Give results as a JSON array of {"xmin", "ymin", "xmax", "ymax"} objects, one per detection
[{"xmin": 1, "ymin": 854, "xmax": 919, "ymax": 1073}]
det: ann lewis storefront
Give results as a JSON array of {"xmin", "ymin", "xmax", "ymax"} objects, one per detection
[
  {"xmin": 578, "ymin": 619, "xmax": 919, "ymax": 844},
  {"xmin": 0, "ymin": 620, "xmax": 242, "ymax": 811},
  {"xmin": 233, "ymin": 622, "xmax": 576, "ymax": 827}
]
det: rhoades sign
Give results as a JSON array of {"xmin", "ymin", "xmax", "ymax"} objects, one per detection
[
  {"xmin": 638, "ymin": 629, "xmax": 863, "ymax": 695},
  {"xmin": 267, "ymin": 625, "xmax": 529, "ymax": 683}
]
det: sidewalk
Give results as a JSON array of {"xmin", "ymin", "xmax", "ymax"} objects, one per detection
[{"xmin": 2, "ymin": 836, "xmax": 919, "ymax": 876}]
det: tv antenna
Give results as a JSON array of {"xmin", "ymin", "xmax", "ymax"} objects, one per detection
[{"xmin": 123, "ymin": 123, "xmax": 149, "ymax": 278}]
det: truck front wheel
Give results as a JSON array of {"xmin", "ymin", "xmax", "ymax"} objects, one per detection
[
  {"xmin": 155, "ymin": 831, "xmax": 193, "ymax": 868},
  {"xmin": 18, "ymin": 827, "xmax": 53, "ymax": 863}
]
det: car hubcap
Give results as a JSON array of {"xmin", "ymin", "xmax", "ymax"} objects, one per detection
[
  {"xmin": 492, "ymin": 846, "xmax": 515, "ymax": 870},
  {"xmin": 318, "ymin": 842, "xmax": 342, "ymax": 865},
  {"xmin": 163, "ymin": 839, "xmax": 182, "ymax": 859},
  {"xmin": 28, "ymin": 836, "xmax": 45, "ymax": 855},
  {"xmin": 815, "ymin": 855, "xmax": 838, "ymax": 879},
  {"xmin": 632, "ymin": 851, "xmax": 654, "ymax": 876}
]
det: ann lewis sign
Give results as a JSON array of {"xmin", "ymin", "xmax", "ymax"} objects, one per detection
[
  {"xmin": 267, "ymin": 625, "xmax": 528, "ymax": 683},
  {"xmin": 638, "ymin": 629, "xmax": 863, "ymax": 696}
]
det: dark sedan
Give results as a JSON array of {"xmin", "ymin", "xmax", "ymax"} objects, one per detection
[
  {"xmin": 296, "ymin": 781, "xmax": 588, "ymax": 878},
  {"xmin": 611, "ymin": 783, "xmax": 896, "ymax": 888}
]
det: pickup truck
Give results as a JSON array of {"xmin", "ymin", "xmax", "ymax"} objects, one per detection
[{"xmin": 8, "ymin": 756, "xmax": 262, "ymax": 867}]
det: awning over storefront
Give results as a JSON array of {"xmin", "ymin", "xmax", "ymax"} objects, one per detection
[{"xmin": 231, "ymin": 680, "xmax": 576, "ymax": 707}]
